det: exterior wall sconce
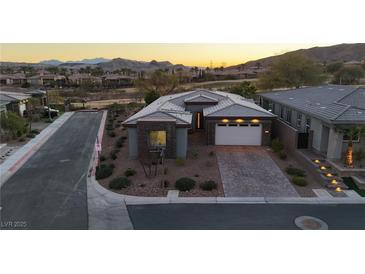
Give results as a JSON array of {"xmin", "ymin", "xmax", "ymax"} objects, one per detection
[
  {"xmin": 320, "ymin": 166, "xmax": 327, "ymax": 170},
  {"xmin": 251, "ymin": 119, "xmax": 259, "ymax": 123},
  {"xmin": 335, "ymin": 187, "xmax": 342, "ymax": 192},
  {"xmin": 264, "ymin": 130, "xmax": 270, "ymax": 134},
  {"xmin": 235, "ymin": 119, "xmax": 244, "ymax": 123},
  {"xmin": 222, "ymin": 119, "xmax": 229, "ymax": 123}
]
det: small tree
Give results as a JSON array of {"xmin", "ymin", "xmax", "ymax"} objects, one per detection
[
  {"xmin": 135, "ymin": 70, "xmax": 178, "ymax": 96},
  {"xmin": 144, "ymin": 90, "xmax": 160, "ymax": 105},
  {"xmin": 227, "ymin": 81, "xmax": 257, "ymax": 99},
  {"xmin": 333, "ymin": 66, "xmax": 365, "ymax": 85}
]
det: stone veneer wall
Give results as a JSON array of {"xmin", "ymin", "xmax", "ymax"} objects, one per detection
[{"xmin": 137, "ymin": 121, "xmax": 176, "ymax": 159}]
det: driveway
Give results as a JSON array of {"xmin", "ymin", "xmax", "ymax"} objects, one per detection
[
  {"xmin": 216, "ymin": 147, "xmax": 299, "ymax": 197},
  {"xmin": 0, "ymin": 112, "xmax": 102, "ymax": 230}
]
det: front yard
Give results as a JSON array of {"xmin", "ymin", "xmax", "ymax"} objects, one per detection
[{"xmin": 98, "ymin": 107, "xmax": 224, "ymax": 197}]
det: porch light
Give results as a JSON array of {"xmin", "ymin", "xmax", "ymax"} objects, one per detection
[
  {"xmin": 222, "ymin": 119, "xmax": 229, "ymax": 123},
  {"xmin": 335, "ymin": 187, "xmax": 342, "ymax": 192},
  {"xmin": 331, "ymin": 179, "xmax": 338, "ymax": 185},
  {"xmin": 236, "ymin": 119, "xmax": 244, "ymax": 123},
  {"xmin": 320, "ymin": 166, "xmax": 327, "ymax": 170},
  {"xmin": 314, "ymin": 159, "xmax": 320, "ymax": 164},
  {"xmin": 251, "ymin": 119, "xmax": 259, "ymax": 123},
  {"xmin": 264, "ymin": 130, "xmax": 270, "ymax": 134}
]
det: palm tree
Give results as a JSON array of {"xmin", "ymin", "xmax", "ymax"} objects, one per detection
[{"xmin": 340, "ymin": 126, "xmax": 365, "ymax": 167}]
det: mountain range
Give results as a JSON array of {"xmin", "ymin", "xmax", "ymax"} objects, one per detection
[{"xmin": 229, "ymin": 43, "xmax": 365, "ymax": 69}]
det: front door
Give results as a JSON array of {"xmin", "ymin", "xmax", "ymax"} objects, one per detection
[{"xmin": 195, "ymin": 112, "xmax": 204, "ymax": 130}]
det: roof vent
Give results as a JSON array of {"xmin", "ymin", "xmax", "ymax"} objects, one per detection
[
  {"xmin": 289, "ymin": 97, "xmax": 294, "ymax": 100},
  {"xmin": 320, "ymin": 106, "xmax": 327, "ymax": 109}
]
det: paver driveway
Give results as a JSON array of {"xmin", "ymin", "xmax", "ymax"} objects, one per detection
[{"xmin": 216, "ymin": 147, "xmax": 299, "ymax": 197}]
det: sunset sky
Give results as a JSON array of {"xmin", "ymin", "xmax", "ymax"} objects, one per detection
[{"xmin": 1, "ymin": 43, "xmax": 331, "ymax": 67}]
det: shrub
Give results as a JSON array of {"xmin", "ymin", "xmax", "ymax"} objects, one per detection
[
  {"xmin": 279, "ymin": 151, "xmax": 287, "ymax": 160},
  {"xmin": 200, "ymin": 180, "xmax": 217, "ymax": 191},
  {"xmin": 116, "ymin": 139, "xmax": 124, "ymax": 148},
  {"xmin": 109, "ymin": 177, "xmax": 131, "ymax": 190},
  {"xmin": 108, "ymin": 131, "xmax": 116, "ymax": 137},
  {"xmin": 175, "ymin": 177, "xmax": 196, "ymax": 191},
  {"xmin": 271, "ymin": 138, "xmax": 284, "ymax": 153},
  {"xmin": 209, "ymin": 151, "xmax": 215, "ymax": 157},
  {"xmin": 99, "ymin": 155, "xmax": 106, "ymax": 162},
  {"xmin": 192, "ymin": 150, "xmax": 199, "ymax": 159},
  {"xmin": 31, "ymin": 129, "xmax": 40, "ymax": 134},
  {"xmin": 292, "ymin": 176, "xmax": 308, "ymax": 187},
  {"xmin": 124, "ymin": 168, "xmax": 137, "ymax": 177},
  {"xmin": 96, "ymin": 164, "xmax": 114, "ymax": 180},
  {"xmin": 26, "ymin": 133, "xmax": 36, "ymax": 138},
  {"xmin": 175, "ymin": 157, "xmax": 185, "ymax": 166},
  {"xmin": 285, "ymin": 166, "xmax": 306, "ymax": 177}
]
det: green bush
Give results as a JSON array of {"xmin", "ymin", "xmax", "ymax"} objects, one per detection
[
  {"xmin": 175, "ymin": 157, "xmax": 185, "ymax": 166},
  {"xmin": 0, "ymin": 112, "xmax": 27, "ymax": 139},
  {"xmin": 31, "ymin": 129, "xmax": 40, "ymax": 134},
  {"xmin": 175, "ymin": 177, "xmax": 196, "ymax": 191},
  {"xmin": 292, "ymin": 176, "xmax": 307, "ymax": 187},
  {"xmin": 285, "ymin": 166, "xmax": 306, "ymax": 177},
  {"xmin": 109, "ymin": 177, "xmax": 131, "ymax": 190},
  {"xmin": 271, "ymin": 138, "xmax": 284, "ymax": 153},
  {"xmin": 96, "ymin": 164, "xmax": 114, "ymax": 180},
  {"xmin": 279, "ymin": 151, "xmax": 287, "ymax": 160},
  {"xmin": 200, "ymin": 180, "xmax": 217, "ymax": 191},
  {"xmin": 124, "ymin": 168, "xmax": 137, "ymax": 177},
  {"xmin": 108, "ymin": 131, "xmax": 116, "ymax": 137}
]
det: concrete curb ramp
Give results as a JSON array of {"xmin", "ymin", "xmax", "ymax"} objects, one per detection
[{"xmin": 0, "ymin": 112, "xmax": 74, "ymax": 187}]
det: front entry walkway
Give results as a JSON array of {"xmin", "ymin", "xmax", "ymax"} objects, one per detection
[{"xmin": 216, "ymin": 147, "xmax": 299, "ymax": 197}]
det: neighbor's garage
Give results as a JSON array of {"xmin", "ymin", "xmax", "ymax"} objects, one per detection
[{"xmin": 215, "ymin": 123, "xmax": 262, "ymax": 145}]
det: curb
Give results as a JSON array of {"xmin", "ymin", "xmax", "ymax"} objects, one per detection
[{"xmin": 0, "ymin": 112, "xmax": 74, "ymax": 187}]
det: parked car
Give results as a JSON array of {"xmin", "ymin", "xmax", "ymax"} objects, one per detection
[{"xmin": 42, "ymin": 106, "xmax": 59, "ymax": 118}]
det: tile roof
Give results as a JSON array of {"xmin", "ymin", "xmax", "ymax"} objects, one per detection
[
  {"xmin": 260, "ymin": 85, "xmax": 365, "ymax": 123},
  {"xmin": 123, "ymin": 89, "xmax": 274, "ymax": 125}
]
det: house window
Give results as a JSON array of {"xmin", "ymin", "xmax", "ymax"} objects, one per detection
[
  {"xmin": 343, "ymin": 131, "xmax": 360, "ymax": 142},
  {"xmin": 296, "ymin": 113, "xmax": 302, "ymax": 127},
  {"xmin": 149, "ymin": 131, "xmax": 166, "ymax": 147},
  {"xmin": 280, "ymin": 106, "xmax": 284, "ymax": 119},
  {"xmin": 286, "ymin": 109, "xmax": 292, "ymax": 123}
]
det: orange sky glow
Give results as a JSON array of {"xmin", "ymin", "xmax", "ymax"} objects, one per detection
[{"xmin": 0, "ymin": 43, "xmax": 331, "ymax": 67}]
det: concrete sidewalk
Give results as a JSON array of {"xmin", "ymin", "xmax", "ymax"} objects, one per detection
[{"xmin": 0, "ymin": 112, "xmax": 74, "ymax": 187}]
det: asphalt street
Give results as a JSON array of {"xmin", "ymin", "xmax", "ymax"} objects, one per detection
[
  {"xmin": 0, "ymin": 112, "xmax": 102, "ymax": 230},
  {"xmin": 128, "ymin": 203, "xmax": 365, "ymax": 230}
]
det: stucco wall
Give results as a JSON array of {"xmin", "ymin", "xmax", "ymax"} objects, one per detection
[
  {"xmin": 272, "ymin": 119, "xmax": 298, "ymax": 152},
  {"xmin": 127, "ymin": 128, "xmax": 138, "ymax": 159},
  {"xmin": 176, "ymin": 128, "xmax": 188, "ymax": 159},
  {"xmin": 310, "ymin": 117, "xmax": 322, "ymax": 151}
]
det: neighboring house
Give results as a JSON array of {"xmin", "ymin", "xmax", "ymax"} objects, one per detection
[
  {"xmin": 102, "ymin": 74, "xmax": 134, "ymax": 88},
  {"xmin": 68, "ymin": 74, "xmax": 102, "ymax": 86},
  {"xmin": 259, "ymin": 85, "xmax": 365, "ymax": 161},
  {"xmin": 0, "ymin": 91, "xmax": 32, "ymax": 116},
  {"xmin": 123, "ymin": 89, "xmax": 275, "ymax": 159},
  {"xmin": 0, "ymin": 74, "xmax": 27, "ymax": 86}
]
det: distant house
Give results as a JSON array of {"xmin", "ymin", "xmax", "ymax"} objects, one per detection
[
  {"xmin": 102, "ymin": 74, "xmax": 134, "ymax": 88},
  {"xmin": 259, "ymin": 85, "xmax": 365, "ymax": 161},
  {"xmin": 0, "ymin": 74, "xmax": 27, "ymax": 86},
  {"xmin": 68, "ymin": 74, "xmax": 102, "ymax": 87},
  {"xmin": 123, "ymin": 89, "xmax": 275, "ymax": 159}
]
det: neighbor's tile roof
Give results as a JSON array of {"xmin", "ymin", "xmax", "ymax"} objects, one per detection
[
  {"xmin": 260, "ymin": 85, "xmax": 365, "ymax": 123},
  {"xmin": 123, "ymin": 89, "xmax": 274, "ymax": 125}
]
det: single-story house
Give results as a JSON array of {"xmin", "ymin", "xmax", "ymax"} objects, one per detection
[
  {"xmin": 122, "ymin": 89, "xmax": 275, "ymax": 159},
  {"xmin": 0, "ymin": 91, "xmax": 32, "ymax": 116},
  {"xmin": 258, "ymin": 85, "xmax": 365, "ymax": 161}
]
